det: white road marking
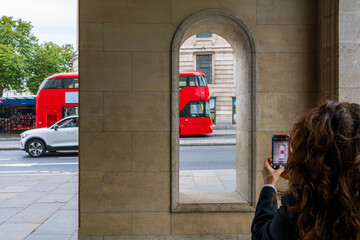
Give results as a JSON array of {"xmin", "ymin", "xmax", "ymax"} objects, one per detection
[
  {"xmin": 0, "ymin": 162, "xmax": 78, "ymax": 167},
  {"xmin": 58, "ymin": 157, "xmax": 78, "ymax": 159},
  {"xmin": 0, "ymin": 171, "xmax": 38, "ymax": 173},
  {"xmin": 36, "ymin": 162, "xmax": 78, "ymax": 166},
  {"xmin": 0, "ymin": 163, "xmax": 34, "ymax": 167},
  {"xmin": 0, "ymin": 159, "xmax": 11, "ymax": 161}
]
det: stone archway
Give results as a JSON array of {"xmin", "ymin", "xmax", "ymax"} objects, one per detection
[{"xmin": 171, "ymin": 9, "xmax": 257, "ymax": 212}]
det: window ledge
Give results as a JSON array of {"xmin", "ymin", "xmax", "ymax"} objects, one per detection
[{"xmin": 172, "ymin": 191, "xmax": 255, "ymax": 212}]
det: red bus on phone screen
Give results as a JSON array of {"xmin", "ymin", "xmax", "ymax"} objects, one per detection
[
  {"xmin": 179, "ymin": 71, "xmax": 213, "ymax": 135},
  {"xmin": 36, "ymin": 73, "xmax": 79, "ymax": 128}
]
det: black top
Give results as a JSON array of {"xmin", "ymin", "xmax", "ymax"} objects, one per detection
[{"xmin": 251, "ymin": 187, "xmax": 298, "ymax": 240}]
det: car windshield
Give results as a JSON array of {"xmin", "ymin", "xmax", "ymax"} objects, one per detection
[{"xmin": 56, "ymin": 118, "xmax": 77, "ymax": 128}]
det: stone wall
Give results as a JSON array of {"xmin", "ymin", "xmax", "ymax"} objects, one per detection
[{"xmin": 79, "ymin": 0, "xmax": 318, "ymax": 239}]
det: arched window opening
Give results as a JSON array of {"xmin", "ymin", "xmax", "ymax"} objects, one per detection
[
  {"xmin": 172, "ymin": 10, "xmax": 257, "ymax": 212},
  {"xmin": 179, "ymin": 33, "xmax": 237, "ymax": 195}
]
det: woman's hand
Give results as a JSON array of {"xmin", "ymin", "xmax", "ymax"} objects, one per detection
[{"xmin": 262, "ymin": 158, "xmax": 285, "ymax": 185}]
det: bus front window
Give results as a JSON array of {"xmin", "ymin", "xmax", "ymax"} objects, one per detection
[
  {"xmin": 190, "ymin": 102, "xmax": 204, "ymax": 117},
  {"xmin": 197, "ymin": 76, "xmax": 208, "ymax": 86},
  {"xmin": 40, "ymin": 78, "xmax": 62, "ymax": 89}
]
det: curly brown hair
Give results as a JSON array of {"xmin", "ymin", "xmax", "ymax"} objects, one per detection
[{"xmin": 286, "ymin": 101, "xmax": 360, "ymax": 240}]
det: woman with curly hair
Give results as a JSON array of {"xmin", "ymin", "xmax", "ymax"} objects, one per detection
[{"xmin": 251, "ymin": 101, "xmax": 360, "ymax": 240}]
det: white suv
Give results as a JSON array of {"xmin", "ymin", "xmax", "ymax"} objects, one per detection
[{"xmin": 20, "ymin": 115, "xmax": 78, "ymax": 157}]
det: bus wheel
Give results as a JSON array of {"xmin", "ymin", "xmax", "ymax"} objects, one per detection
[{"xmin": 27, "ymin": 139, "xmax": 46, "ymax": 157}]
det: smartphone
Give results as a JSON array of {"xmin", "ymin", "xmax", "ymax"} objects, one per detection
[{"xmin": 271, "ymin": 135, "xmax": 290, "ymax": 169}]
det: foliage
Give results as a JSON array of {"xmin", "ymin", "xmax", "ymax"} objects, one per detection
[
  {"xmin": 0, "ymin": 15, "xmax": 75, "ymax": 95},
  {"xmin": 26, "ymin": 42, "xmax": 74, "ymax": 94},
  {"xmin": 0, "ymin": 15, "xmax": 37, "ymax": 96}
]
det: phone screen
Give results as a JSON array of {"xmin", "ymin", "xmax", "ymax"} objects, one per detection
[{"xmin": 272, "ymin": 135, "xmax": 290, "ymax": 169}]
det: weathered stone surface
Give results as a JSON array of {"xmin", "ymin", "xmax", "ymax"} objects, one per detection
[
  {"xmin": 132, "ymin": 132, "xmax": 171, "ymax": 172},
  {"xmin": 257, "ymin": 92, "xmax": 317, "ymax": 132},
  {"xmin": 170, "ymin": 0, "xmax": 256, "ymax": 28},
  {"xmin": 133, "ymin": 52, "xmax": 171, "ymax": 92},
  {"xmin": 79, "ymin": 92, "xmax": 103, "ymax": 132},
  {"xmin": 80, "ymin": 132, "xmax": 131, "ymax": 172},
  {"xmin": 79, "ymin": 172, "xmax": 103, "ymax": 212},
  {"xmin": 80, "ymin": 0, "xmax": 170, "ymax": 23},
  {"xmin": 252, "ymin": 25, "xmax": 316, "ymax": 53},
  {"xmin": 80, "ymin": 23, "xmax": 102, "ymax": 51},
  {"xmin": 80, "ymin": 52, "xmax": 132, "ymax": 92},
  {"xmin": 258, "ymin": 53, "xmax": 317, "ymax": 92},
  {"xmin": 131, "ymin": 212, "xmax": 171, "ymax": 235},
  {"xmin": 103, "ymin": 172, "xmax": 170, "ymax": 211},
  {"xmin": 80, "ymin": 213, "xmax": 131, "ymax": 236},
  {"xmin": 258, "ymin": 0, "xmax": 316, "ymax": 24},
  {"xmin": 104, "ymin": 92, "xmax": 170, "ymax": 132},
  {"xmin": 103, "ymin": 24, "xmax": 175, "ymax": 52},
  {"xmin": 172, "ymin": 212, "xmax": 253, "ymax": 234}
]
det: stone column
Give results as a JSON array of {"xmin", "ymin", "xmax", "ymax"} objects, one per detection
[{"xmin": 338, "ymin": 0, "xmax": 360, "ymax": 103}]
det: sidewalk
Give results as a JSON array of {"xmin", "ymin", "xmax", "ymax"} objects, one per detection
[
  {"xmin": 180, "ymin": 169, "xmax": 235, "ymax": 191},
  {"xmin": 0, "ymin": 170, "xmax": 234, "ymax": 240},
  {"xmin": 0, "ymin": 173, "xmax": 78, "ymax": 240}
]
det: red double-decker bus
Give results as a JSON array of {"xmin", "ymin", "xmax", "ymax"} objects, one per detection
[
  {"xmin": 179, "ymin": 71, "xmax": 213, "ymax": 135},
  {"xmin": 36, "ymin": 73, "xmax": 79, "ymax": 128}
]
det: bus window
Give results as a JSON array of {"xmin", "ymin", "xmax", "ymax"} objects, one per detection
[
  {"xmin": 180, "ymin": 101, "xmax": 210, "ymax": 118},
  {"xmin": 41, "ymin": 78, "xmax": 62, "ymax": 89},
  {"xmin": 189, "ymin": 76, "xmax": 197, "ymax": 86},
  {"xmin": 179, "ymin": 76, "xmax": 187, "ymax": 90},
  {"xmin": 197, "ymin": 76, "xmax": 207, "ymax": 86},
  {"xmin": 179, "ymin": 75, "xmax": 208, "ymax": 88},
  {"xmin": 63, "ymin": 78, "xmax": 79, "ymax": 89},
  {"xmin": 190, "ymin": 102, "xmax": 204, "ymax": 116}
]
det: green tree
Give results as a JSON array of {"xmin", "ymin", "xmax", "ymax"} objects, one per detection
[
  {"xmin": 0, "ymin": 15, "xmax": 37, "ymax": 96},
  {"xmin": 26, "ymin": 42, "xmax": 74, "ymax": 94}
]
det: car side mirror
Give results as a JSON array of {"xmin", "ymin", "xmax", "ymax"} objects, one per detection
[{"xmin": 54, "ymin": 125, "xmax": 58, "ymax": 131}]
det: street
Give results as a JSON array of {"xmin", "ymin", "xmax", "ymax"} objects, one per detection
[
  {"xmin": 0, "ymin": 150, "xmax": 78, "ymax": 175},
  {"xmin": 180, "ymin": 145, "xmax": 236, "ymax": 170},
  {"xmin": 0, "ymin": 144, "xmax": 236, "ymax": 173}
]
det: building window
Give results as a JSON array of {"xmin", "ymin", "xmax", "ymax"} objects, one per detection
[
  {"xmin": 232, "ymin": 97, "xmax": 236, "ymax": 124},
  {"xmin": 196, "ymin": 33, "xmax": 212, "ymax": 38},
  {"xmin": 196, "ymin": 55, "xmax": 212, "ymax": 84},
  {"xmin": 210, "ymin": 97, "xmax": 216, "ymax": 124}
]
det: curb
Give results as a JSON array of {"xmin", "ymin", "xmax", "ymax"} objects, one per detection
[
  {"xmin": 0, "ymin": 138, "xmax": 20, "ymax": 141},
  {"xmin": 0, "ymin": 147, "xmax": 20, "ymax": 151}
]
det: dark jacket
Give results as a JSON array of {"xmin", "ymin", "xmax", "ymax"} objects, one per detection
[{"xmin": 251, "ymin": 187, "xmax": 297, "ymax": 240}]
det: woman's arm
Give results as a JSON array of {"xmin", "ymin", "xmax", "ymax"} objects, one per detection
[
  {"xmin": 251, "ymin": 159, "xmax": 285, "ymax": 240},
  {"xmin": 251, "ymin": 186, "xmax": 278, "ymax": 240}
]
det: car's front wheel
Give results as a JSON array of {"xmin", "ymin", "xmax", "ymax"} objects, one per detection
[{"xmin": 27, "ymin": 139, "xmax": 46, "ymax": 157}]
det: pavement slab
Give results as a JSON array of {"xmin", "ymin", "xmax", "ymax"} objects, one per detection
[
  {"xmin": 33, "ymin": 209, "xmax": 78, "ymax": 235},
  {"xmin": 37, "ymin": 193, "xmax": 75, "ymax": 203},
  {"xmin": 24, "ymin": 234, "xmax": 73, "ymax": 240},
  {"xmin": 0, "ymin": 185, "xmax": 32, "ymax": 193},
  {"xmin": 0, "ymin": 223, "xmax": 40, "ymax": 240},
  {"xmin": 0, "ymin": 193, "xmax": 16, "ymax": 200},
  {"xmin": 51, "ymin": 182, "xmax": 77, "ymax": 194},
  {"xmin": 6, "ymin": 202, "xmax": 63, "ymax": 223},
  {"xmin": 61, "ymin": 194, "xmax": 78, "ymax": 210},
  {"xmin": 0, "ymin": 192, "xmax": 46, "ymax": 208},
  {"xmin": 0, "ymin": 207, "xmax": 23, "ymax": 224}
]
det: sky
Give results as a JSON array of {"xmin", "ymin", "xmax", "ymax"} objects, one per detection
[{"xmin": 0, "ymin": 0, "xmax": 78, "ymax": 48}]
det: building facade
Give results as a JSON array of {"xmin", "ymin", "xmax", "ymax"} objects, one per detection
[
  {"xmin": 180, "ymin": 34, "xmax": 235, "ymax": 127},
  {"xmin": 78, "ymin": 0, "xmax": 360, "ymax": 239}
]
